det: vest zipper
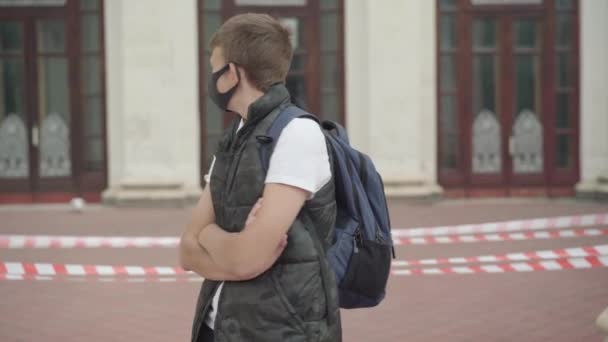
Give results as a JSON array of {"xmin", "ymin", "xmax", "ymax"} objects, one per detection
[
  {"xmin": 223, "ymin": 143, "xmax": 246, "ymax": 213},
  {"xmin": 220, "ymin": 127, "xmax": 247, "ymax": 225}
]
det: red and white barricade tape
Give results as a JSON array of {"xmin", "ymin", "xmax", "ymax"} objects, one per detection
[
  {"xmin": 392, "ymin": 212, "xmax": 608, "ymax": 238},
  {"xmin": 392, "ymin": 244, "xmax": 608, "ymax": 267},
  {"xmin": 391, "ymin": 256, "xmax": 608, "ymax": 276},
  {"xmin": 3, "ymin": 256, "xmax": 606, "ymax": 280},
  {"xmin": 0, "ymin": 274, "xmax": 203, "ymax": 282},
  {"xmin": 3, "ymin": 245, "xmax": 608, "ymax": 280},
  {"xmin": 0, "ymin": 262, "xmax": 188, "ymax": 277},
  {"xmin": 393, "ymin": 228, "xmax": 608, "ymax": 245},
  {"xmin": 0, "ymin": 235, "xmax": 179, "ymax": 249},
  {"xmin": 1, "ymin": 227, "xmax": 607, "ymax": 249},
  {"xmin": 2, "ymin": 213, "xmax": 607, "ymax": 249}
]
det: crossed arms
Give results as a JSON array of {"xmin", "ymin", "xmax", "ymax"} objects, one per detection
[{"xmin": 178, "ymin": 183, "xmax": 309, "ymax": 281}]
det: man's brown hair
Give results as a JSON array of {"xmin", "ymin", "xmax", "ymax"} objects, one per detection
[{"xmin": 210, "ymin": 13, "xmax": 293, "ymax": 92}]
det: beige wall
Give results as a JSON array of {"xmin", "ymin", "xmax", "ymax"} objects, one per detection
[
  {"xmin": 100, "ymin": 0, "xmax": 606, "ymax": 202},
  {"xmin": 102, "ymin": 0, "xmax": 442, "ymax": 202},
  {"xmin": 577, "ymin": 0, "xmax": 608, "ymax": 195},
  {"xmin": 345, "ymin": 0, "xmax": 441, "ymax": 196},
  {"xmin": 103, "ymin": 0, "xmax": 201, "ymax": 203}
]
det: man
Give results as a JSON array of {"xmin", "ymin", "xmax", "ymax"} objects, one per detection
[{"xmin": 179, "ymin": 13, "xmax": 342, "ymax": 342}]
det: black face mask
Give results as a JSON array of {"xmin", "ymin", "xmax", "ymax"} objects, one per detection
[{"xmin": 208, "ymin": 63, "xmax": 240, "ymax": 112}]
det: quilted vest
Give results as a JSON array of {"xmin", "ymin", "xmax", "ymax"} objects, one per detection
[{"xmin": 191, "ymin": 84, "xmax": 341, "ymax": 342}]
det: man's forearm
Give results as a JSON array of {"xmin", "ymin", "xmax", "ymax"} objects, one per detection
[
  {"xmin": 198, "ymin": 223, "xmax": 281, "ymax": 279},
  {"xmin": 198, "ymin": 223, "xmax": 241, "ymax": 272},
  {"xmin": 180, "ymin": 232, "xmax": 240, "ymax": 281}
]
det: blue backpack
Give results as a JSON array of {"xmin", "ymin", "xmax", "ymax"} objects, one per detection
[{"xmin": 259, "ymin": 105, "xmax": 395, "ymax": 309}]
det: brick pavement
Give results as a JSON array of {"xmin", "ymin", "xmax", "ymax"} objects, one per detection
[{"xmin": 0, "ymin": 198, "xmax": 607, "ymax": 341}]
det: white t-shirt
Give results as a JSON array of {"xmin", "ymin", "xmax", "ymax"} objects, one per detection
[{"xmin": 204, "ymin": 117, "xmax": 331, "ymax": 329}]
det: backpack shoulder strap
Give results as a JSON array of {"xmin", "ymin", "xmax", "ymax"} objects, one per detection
[
  {"xmin": 259, "ymin": 105, "xmax": 318, "ymax": 173},
  {"xmin": 321, "ymin": 120, "xmax": 349, "ymax": 144}
]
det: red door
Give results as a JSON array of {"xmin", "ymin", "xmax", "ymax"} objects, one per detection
[
  {"xmin": 437, "ymin": 0, "xmax": 579, "ymax": 197},
  {"xmin": 0, "ymin": 13, "xmax": 75, "ymax": 200},
  {"xmin": 468, "ymin": 15, "xmax": 547, "ymax": 190},
  {"xmin": 0, "ymin": 1, "xmax": 107, "ymax": 203}
]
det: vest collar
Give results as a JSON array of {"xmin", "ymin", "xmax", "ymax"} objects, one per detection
[{"xmin": 243, "ymin": 83, "xmax": 290, "ymax": 128}]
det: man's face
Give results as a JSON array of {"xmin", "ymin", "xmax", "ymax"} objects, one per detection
[{"xmin": 210, "ymin": 47, "xmax": 238, "ymax": 94}]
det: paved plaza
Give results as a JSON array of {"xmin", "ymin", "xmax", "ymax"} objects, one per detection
[{"xmin": 1, "ymin": 198, "xmax": 607, "ymax": 341}]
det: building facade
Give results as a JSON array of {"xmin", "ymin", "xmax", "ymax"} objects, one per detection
[{"xmin": 0, "ymin": 0, "xmax": 606, "ymax": 204}]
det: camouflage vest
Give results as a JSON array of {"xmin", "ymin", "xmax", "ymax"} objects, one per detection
[{"xmin": 191, "ymin": 84, "xmax": 342, "ymax": 342}]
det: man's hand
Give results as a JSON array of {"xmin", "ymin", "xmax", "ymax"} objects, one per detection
[
  {"xmin": 199, "ymin": 197, "xmax": 288, "ymax": 280},
  {"xmin": 245, "ymin": 198, "xmax": 289, "ymax": 262},
  {"xmin": 245, "ymin": 198, "xmax": 264, "ymax": 227}
]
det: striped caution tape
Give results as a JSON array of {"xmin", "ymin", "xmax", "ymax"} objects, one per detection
[
  {"xmin": 391, "ymin": 256, "xmax": 608, "ymax": 276},
  {"xmin": 7, "ymin": 246, "xmax": 604, "ymax": 276},
  {"xmin": 2, "ymin": 213, "xmax": 607, "ymax": 250},
  {"xmin": 0, "ymin": 274, "xmax": 203, "ymax": 282},
  {"xmin": 393, "ymin": 228, "xmax": 608, "ymax": 245},
  {"xmin": 2, "ymin": 227, "xmax": 607, "ymax": 249},
  {"xmin": 3, "ymin": 257, "xmax": 607, "ymax": 281},
  {"xmin": 3, "ymin": 213, "xmax": 607, "ymax": 249},
  {"xmin": 392, "ymin": 244, "xmax": 608, "ymax": 267},
  {"xmin": 0, "ymin": 235, "xmax": 179, "ymax": 249},
  {"xmin": 0, "ymin": 262, "xmax": 188, "ymax": 277},
  {"xmin": 3, "ymin": 246, "xmax": 608, "ymax": 281},
  {"xmin": 391, "ymin": 212, "xmax": 608, "ymax": 237}
]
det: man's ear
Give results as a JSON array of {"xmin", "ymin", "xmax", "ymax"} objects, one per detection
[{"xmin": 228, "ymin": 63, "xmax": 241, "ymax": 83}]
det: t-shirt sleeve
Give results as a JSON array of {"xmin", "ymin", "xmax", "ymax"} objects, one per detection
[{"xmin": 265, "ymin": 118, "xmax": 331, "ymax": 197}]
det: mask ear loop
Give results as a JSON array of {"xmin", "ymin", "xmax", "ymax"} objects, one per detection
[
  {"xmin": 216, "ymin": 62, "xmax": 241, "ymax": 95},
  {"xmin": 221, "ymin": 62, "xmax": 241, "ymax": 114},
  {"xmin": 212, "ymin": 62, "xmax": 239, "ymax": 86},
  {"xmin": 213, "ymin": 63, "xmax": 230, "ymax": 77}
]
